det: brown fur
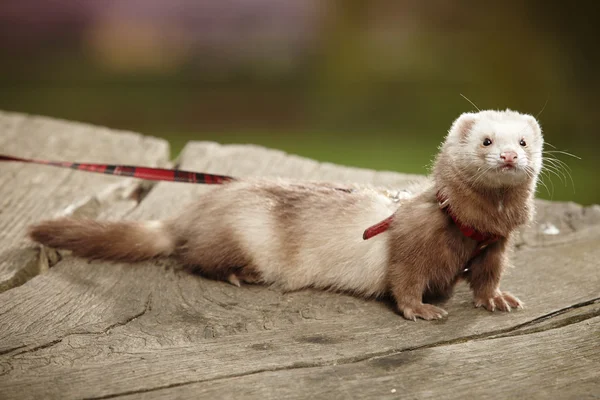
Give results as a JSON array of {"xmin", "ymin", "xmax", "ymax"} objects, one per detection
[
  {"xmin": 385, "ymin": 110, "xmax": 539, "ymax": 319},
  {"xmin": 28, "ymin": 218, "xmax": 175, "ymax": 262},
  {"xmin": 260, "ymin": 183, "xmax": 360, "ymax": 266},
  {"xmin": 386, "ymin": 182, "xmax": 529, "ymax": 319},
  {"xmin": 165, "ymin": 188, "xmax": 256, "ymax": 282}
]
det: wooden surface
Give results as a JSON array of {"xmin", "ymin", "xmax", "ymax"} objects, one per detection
[
  {"xmin": 0, "ymin": 112, "xmax": 598, "ymax": 400},
  {"xmin": 0, "ymin": 111, "xmax": 169, "ymax": 292}
]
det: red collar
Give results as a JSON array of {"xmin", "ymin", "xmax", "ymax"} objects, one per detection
[{"xmin": 362, "ymin": 191, "xmax": 501, "ymax": 258}]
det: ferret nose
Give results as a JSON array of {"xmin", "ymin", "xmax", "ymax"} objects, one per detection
[{"xmin": 500, "ymin": 151, "xmax": 518, "ymax": 163}]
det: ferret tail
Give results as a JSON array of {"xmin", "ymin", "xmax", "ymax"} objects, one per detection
[{"xmin": 28, "ymin": 218, "xmax": 175, "ymax": 262}]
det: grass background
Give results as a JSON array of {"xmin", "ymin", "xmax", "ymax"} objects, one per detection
[{"xmin": 0, "ymin": 1, "xmax": 596, "ymax": 204}]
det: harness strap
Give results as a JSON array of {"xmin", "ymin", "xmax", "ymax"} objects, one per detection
[
  {"xmin": 363, "ymin": 191, "xmax": 502, "ymax": 261},
  {"xmin": 435, "ymin": 191, "xmax": 501, "ymax": 256}
]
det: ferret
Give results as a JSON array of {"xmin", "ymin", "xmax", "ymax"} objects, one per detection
[{"xmin": 28, "ymin": 109, "xmax": 543, "ymax": 321}]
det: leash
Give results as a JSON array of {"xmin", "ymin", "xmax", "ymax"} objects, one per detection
[{"xmin": 0, "ymin": 154, "xmax": 235, "ymax": 185}]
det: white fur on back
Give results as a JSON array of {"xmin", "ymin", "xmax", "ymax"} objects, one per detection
[
  {"xmin": 290, "ymin": 203, "xmax": 392, "ymax": 296},
  {"xmin": 142, "ymin": 220, "xmax": 174, "ymax": 255},
  {"xmin": 233, "ymin": 206, "xmax": 282, "ymax": 277},
  {"xmin": 237, "ymin": 188, "xmax": 399, "ymax": 296}
]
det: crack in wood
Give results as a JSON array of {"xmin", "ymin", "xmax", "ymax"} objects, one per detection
[
  {"xmin": 491, "ymin": 297, "xmax": 600, "ymax": 338},
  {"xmin": 5, "ymin": 295, "xmax": 153, "ymax": 358},
  {"xmin": 79, "ymin": 297, "xmax": 600, "ymax": 400},
  {"xmin": 0, "ymin": 345, "xmax": 27, "ymax": 357}
]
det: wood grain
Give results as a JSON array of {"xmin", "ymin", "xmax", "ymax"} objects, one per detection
[{"xmin": 113, "ymin": 316, "xmax": 600, "ymax": 400}]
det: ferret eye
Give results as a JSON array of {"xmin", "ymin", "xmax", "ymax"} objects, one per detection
[
  {"xmin": 519, "ymin": 139, "xmax": 527, "ymax": 147},
  {"xmin": 483, "ymin": 138, "xmax": 492, "ymax": 146}
]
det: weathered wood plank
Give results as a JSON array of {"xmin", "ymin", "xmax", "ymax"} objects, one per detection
[
  {"xmin": 1, "ymin": 230, "xmax": 598, "ymax": 400},
  {"xmin": 113, "ymin": 316, "xmax": 600, "ymax": 400},
  {"xmin": 0, "ymin": 111, "xmax": 170, "ymax": 291},
  {"xmin": 0, "ymin": 138, "xmax": 598, "ymax": 400}
]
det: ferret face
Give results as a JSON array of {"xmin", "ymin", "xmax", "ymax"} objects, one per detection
[{"xmin": 445, "ymin": 109, "xmax": 543, "ymax": 188}]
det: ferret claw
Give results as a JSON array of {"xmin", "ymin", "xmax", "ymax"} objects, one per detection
[
  {"xmin": 227, "ymin": 274, "xmax": 241, "ymax": 287},
  {"xmin": 401, "ymin": 303, "xmax": 448, "ymax": 321},
  {"xmin": 475, "ymin": 291, "xmax": 523, "ymax": 313}
]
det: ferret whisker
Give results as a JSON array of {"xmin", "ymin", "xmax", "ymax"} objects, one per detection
[
  {"xmin": 543, "ymin": 163, "xmax": 570, "ymax": 186},
  {"xmin": 543, "ymin": 154, "xmax": 573, "ymax": 175},
  {"xmin": 530, "ymin": 167, "xmax": 548, "ymax": 194},
  {"xmin": 543, "ymin": 157, "xmax": 575, "ymax": 190},
  {"xmin": 459, "ymin": 93, "xmax": 481, "ymax": 112},
  {"xmin": 541, "ymin": 164, "xmax": 566, "ymax": 186},
  {"xmin": 535, "ymin": 98, "xmax": 549, "ymax": 119},
  {"xmin": 472, "ymin": 165, "xmax": 495, "ymax": 187},
  {"xmin": 545, "ymin": 166, "xmax": 574, "ymax": 193},
  {"xmin": 532, "ymin": 165, "xmax": 555, "ymax": 198},
  {"xmin": 543, "ymin": 150, "xmax": 581, "ymax": 160},
  {"xmin": 543, "ymin": 156, "xmax": 572, "ymax": 173},
  {"xmin": 537, "ymin": 173, "xmax": 554, "ymax": 198},
  {"xmin": 544, "ymin": 158, "xmax": 573, "ymax": 185},
  {"xmin": 470, "ymin": 165, "xmax": 490, "ymax": 184},
  {"xmin": 542, "ymin": 158, "xmax": 568, "ymax": 177},
  {"xmin": 545, "ymin": 166, "xmax": 568, "ymax": 187}
]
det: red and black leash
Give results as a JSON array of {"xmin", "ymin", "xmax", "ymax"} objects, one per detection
[{"xmin": 0, "ymin": 154, "xmax": 235, "ymax": 185}]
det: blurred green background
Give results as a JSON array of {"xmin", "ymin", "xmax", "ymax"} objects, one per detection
[{"xmin": 1, "ymin": 1, "xmax": 598, "ymax": 204}]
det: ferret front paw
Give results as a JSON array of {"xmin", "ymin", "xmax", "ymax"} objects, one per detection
[
  {"xmin": 400, "ymin": 303, "xmax": 448, "ymax": 321},
  {"xmin": 474, "ymin": 291, "xmax": 523, "ymax": 312}
]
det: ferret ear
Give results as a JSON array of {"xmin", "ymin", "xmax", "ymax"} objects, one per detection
[
  {"xmin": 524, "ymin": 115, "xmax": 542, "ymax": 136},
  {"xmin": 449, "ymin": 112, "xmax": 477, "ymax": 139}
]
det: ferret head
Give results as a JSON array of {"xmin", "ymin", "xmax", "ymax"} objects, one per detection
[{"xmin": 436, "ymin": 109, "xmax": 544, "ymax": 189}]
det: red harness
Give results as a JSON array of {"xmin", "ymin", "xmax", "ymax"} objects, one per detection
[{"xmin": 363, "ymin": 191, "xmax": 501, "ymax": 259}]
